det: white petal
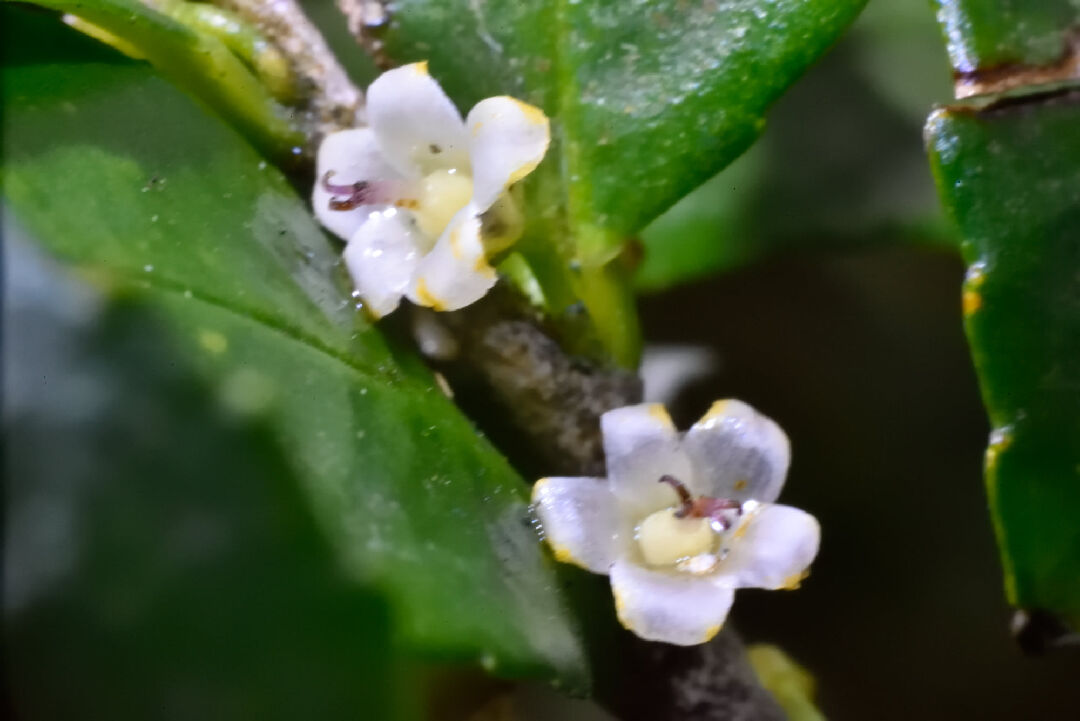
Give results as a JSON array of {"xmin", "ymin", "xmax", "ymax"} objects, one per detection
[
  {"xmin": 610, "ymin": 560, "xmax": 734, "ymax": 646},
  {"xmin": 683, "ymin": 399, "xmax": 791, "ymax": 503},
  {"xmin": 465, "ymin": 96, "xmax": 550, "ymax": 212},
  {"xmin": 342, "ymin": 210, "xmax": 423, "ymax": 318},
  {"xmin": 718, "ymin": 504, "xmax": 820, "ymax": 590},
  {"xmin": 313, "ymin": 128, "xmax": 407, "ymax": 242},
  {"xmin": 601, "ymin": 404, "xmax": 694, "ymax": 517},
  {"xmin": 366, "ymin": 62, "xmax": 470, "ymax": 177},
  {"xmin": 532, "ymin": 477, "xmax": 618, "ymax": 574},
  {"xmin": 406, "ymin": 206, "xmax": 496, "ymax": 311}
]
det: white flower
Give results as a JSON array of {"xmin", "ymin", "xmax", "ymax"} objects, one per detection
[
  {"xmin": 313, "ymin": 62, "xmax": 550, "ymax": 317},
  {"xmin": 532, "ymin": 400, "xmax": 820, "ymax": 646}
]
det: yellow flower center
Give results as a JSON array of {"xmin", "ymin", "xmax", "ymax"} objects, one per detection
[
  {"xmin": 415, "ymin": 169, "xmax": 473, "ymax": 239},
  {"xmin": 636, "ymin": 508, "xmax": 716, "ymax": 567}
]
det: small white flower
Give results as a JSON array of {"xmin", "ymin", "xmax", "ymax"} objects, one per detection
[
  {"xmin": 313, "ymin": 62, "xmax": 550, "ymax": 317},
  {"xmin": 532, "ymin": 400, "xmax": 820, "ymax": 646}
]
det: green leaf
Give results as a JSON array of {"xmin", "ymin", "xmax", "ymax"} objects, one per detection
[
  {"xmin": 926, "ymin": 92, "xmax": 1080, "ymax": 629},
  {"xmin": 933, "ymin": 0, "xmax": 1080, "ymax": 71},
  {"xmin": 376, "ymin": 0, "xmax": 867, "ymax": 365},
  {"xmin": 12, "ymin": 0, "xmax": 305, "ymax": 161},
  {"xmin": 635, "ymin": 13, "xmax": 959, "ymax": 293},
  {"xmin": 5, "ymin": 236, "xmax": 400, "ymax": 720},
  {"xmin": 634, "ymin": 144, "xmax": 765, "ymax": 291},
  {"xmin": 2, "ymin": 6, "xmax": 587, "ymax": 688},
  {"xmin": 382, "ymin": 0, "xmax": 868, "ymax": 246}
]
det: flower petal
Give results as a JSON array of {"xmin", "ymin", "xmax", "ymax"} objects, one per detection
[
  {"xmin": 719, "ymin": 504, "xmax": 820, "ymax": 590},
  {"xmin": 366, "ymin": 62, "xmax": 469, "ymax": 177},
  {"xmin": 466, "ymin": 96, "xmax": 550, "ymax": 212},
  {"xmin": 601, "ymin": 404, "xmax": 694, "ymax": 517},
  {"xmin": 683, "ymin": 399, "xmax": 791, "ymax": 503},
  {"xmin": 342, "ymin": 209, "xmax": 424, "ymax": 318},
  {"xmin": 313, "ymin": 128, "xmax": 407, "ymax": 241},
  {"xmin": 406, "ymin": 206, "xmax": 496, "ymax": 311},
  {"xmin": 610, "ymin": 561, "xmax": 735, "ymax": 646},
  {"xmin": 532, "ymin": 477, "xmax": 618, "ymax": 573}
]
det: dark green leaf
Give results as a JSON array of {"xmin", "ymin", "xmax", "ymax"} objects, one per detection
[
  {"xmin": 2, "ymin": 6, "xmax": 587, "ymax": 687},
  {"xmin": 382, "ymin": 0, "xmax": 869, "ymax": 249},
  {"xmin": 926, "ymin": 92, "xmax": 1080, "ymax": 629},
  {"xmin": 4, "ymin": 236, "xmax": 399, "ymax": 720},
  {"xmin": 932, "ymin": 0, "xmax": 1080, "ymax": 71}
]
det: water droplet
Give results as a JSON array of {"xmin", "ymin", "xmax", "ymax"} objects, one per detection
[{"xmin": 143, "ymin": 264, "xmax": 154, "ymax": 272}]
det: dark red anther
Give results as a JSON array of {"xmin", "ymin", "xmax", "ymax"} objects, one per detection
[
  {"xmin": 658, "ymin": 475, "xmax": 742, "ymax": 527},
  {"xmin": 322, "ymin": 171, "xmax": 372, "ymax": 211},
  {"xmin": 659, "ymin": 475, "xmax": 693, "ymax": 518},
  {"xmin": 692, "ymin": 497, "xmax": 742, "ymax": 530}
]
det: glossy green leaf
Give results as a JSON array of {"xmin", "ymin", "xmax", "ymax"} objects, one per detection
[
  {"xmin": 5, "ymin": 236, "xmax": 399, "ymax": 720},
  {"xmin": 375, "ymin": 0, "xmax": 867, "ymax": 366},
  {"xmin": 382, "ymin": 0, "xmax": 869, "ymax": 248},
  {"xmin": 380, "ymin": 0, "xmax": 868, "ymax": 250},
  {"xmin": 926, "ymin": 92, "xmax": 1080, "ymax": 628},
  {"xmin": 2, "ymin": 6, "xmax": 587, "ymax": 688},
  {"xmin": 933, "ymin": 0, "xmax": 1080, "ymax": 72}
]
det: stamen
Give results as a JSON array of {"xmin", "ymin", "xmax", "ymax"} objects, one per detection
[
  {"xmin": 692, "ymin": 497, "xmax": 742, "ymax": 530},
  {"xmin": 658, "ymin": 475, "xmax": 693, "ymax": 518},
  {"xmin": 657, "ymin": 475, "xmax": 742, "ymax": 528},
  {"xmin": 322, "ymin": 171, "xmax": 372, "ymax": 211}
]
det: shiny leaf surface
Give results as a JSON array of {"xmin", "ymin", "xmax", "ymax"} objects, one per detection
[
  {"xmin": 381, "ymin": 0, "xmax": 869, "ymax": 249},
  {"xmin": 933, "ymin": 0, "xmax": 1080, "ymax": 72},
  {"xmin": 926, "ymin": 92, "xmax": 1080, "ymax": 628}
]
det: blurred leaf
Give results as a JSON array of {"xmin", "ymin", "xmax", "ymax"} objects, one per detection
[
  {"xmin": 4, "ymin": 236, "xmax": 399, "ymax": 720},
  {"xmin": 381, "ymin": 0, "xmax": 869, "ymax": 250},
  {"xmin": 14, "ymin": 0, "xmax": 305, "ymax": 160},
  {"xmin": 853, "ymin": 0, "xmax": 952, "ymax": 121},
  {"xmin": 2, "ymin": 6, "xmax": 588, "ymax": 688},
  {"xmin": 634, "ymin": 144, "xmax": 765, "ymax": 291},
  {"xmin": 636, "ymin": 24, "xmax": 957, "ymax": 293},
  {"xmin": 747, "ymin": 645, "xmax": 825, "ymax": 721},
  {"xmin": 926, "ymin": 93, "xmax": 1080, "ymax": 629},
  {"xmin": 932, "ymin": 0, "xmax": 1080, "ymax": 71}
]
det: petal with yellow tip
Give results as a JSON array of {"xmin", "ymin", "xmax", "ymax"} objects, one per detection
[
  {"xmin": 716, "ymin": 504, "xmax": 820, "ymax": 590},
  {"xmin": 610, "ymin": 561, "xmax": 734, "ymax": 646},
  {"xmin": 683, "ymin": 399, "xmax": 790, "ymax": 502},
  {"xmin": 407, "ymin": 208, "xmax": 495, "ymax": 311},
  {"xmin": 532, "ymin": 476, "xmax": 618, "ymax": 574},
  {"xmin": 465, "ymin": 96, "xmax": 550, "ymax": 211}
]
